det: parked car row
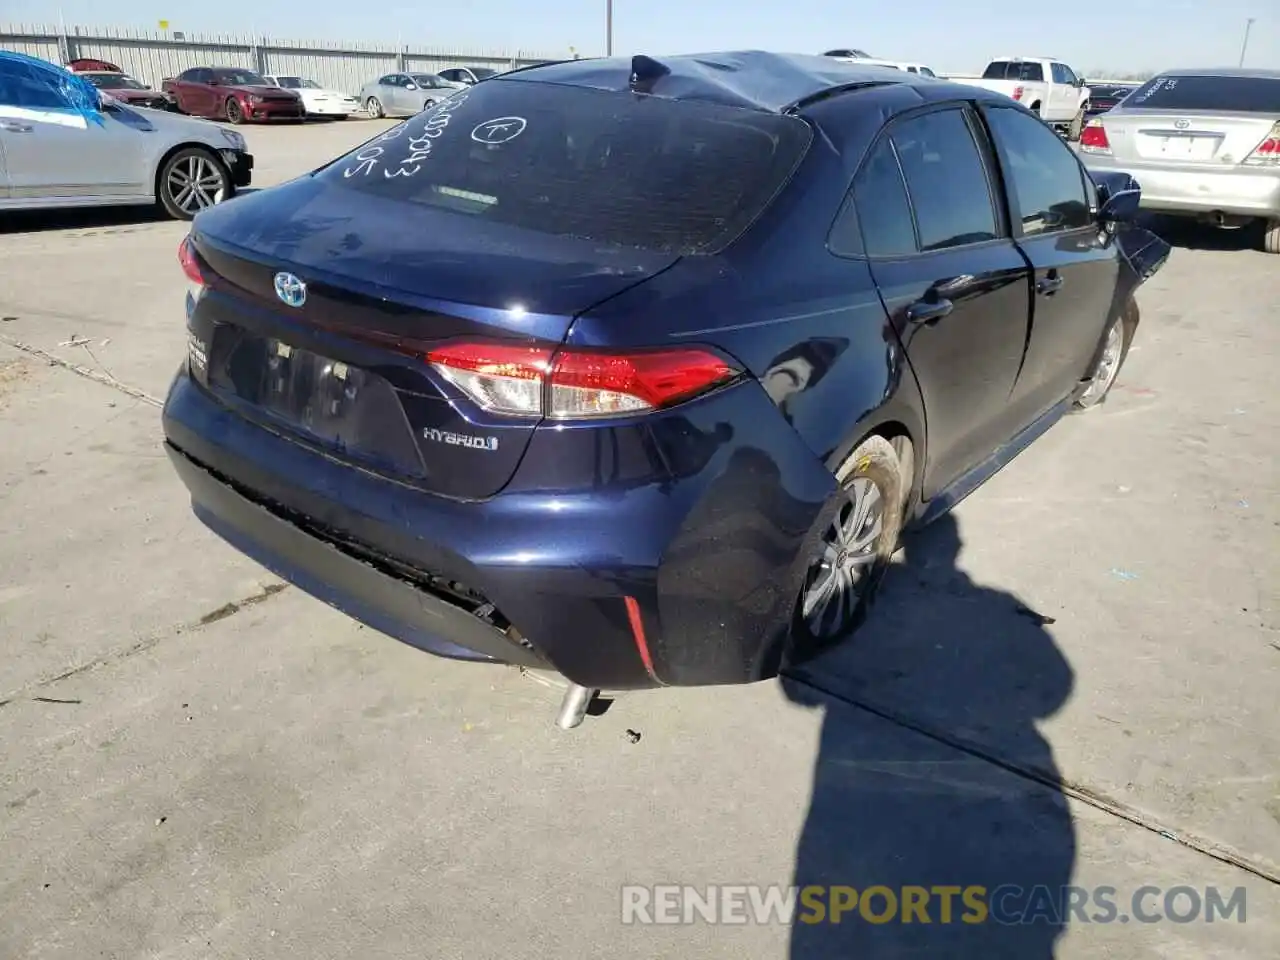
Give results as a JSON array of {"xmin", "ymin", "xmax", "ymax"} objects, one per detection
[{"xmin": 59, "ymin": 57, "xmax": 507, "ymax": 124}]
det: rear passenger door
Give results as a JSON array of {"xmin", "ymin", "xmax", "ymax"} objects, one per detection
[
  {"xmin": 981, "ymin": 105, "xmax": 1119, "ymax": 419},
  {"xmin": 846, "ymin": 105, "xmax": 1033, "ymax": 499}
]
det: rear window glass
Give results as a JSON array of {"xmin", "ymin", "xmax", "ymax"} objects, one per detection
[
  {"xmin": 1123, "ymin": 75, "xmax": 1280, "ymax": 112},
  {"xmin": 982, "ymin": 61, "xmax": 1044, "ymax": 82},
  {"xmin": 319, "ymin": 80, "xmax": 811, "ymax": 255}
]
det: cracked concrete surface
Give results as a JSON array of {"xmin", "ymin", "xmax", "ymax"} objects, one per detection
[{"xmin": 0, "ymin": 122, "xmax": 1276, "ymax": 959}]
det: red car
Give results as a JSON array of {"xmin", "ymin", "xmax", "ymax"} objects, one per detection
[
  {"xmin": 77, "ymin": 70, "xmax": 173, "ymax": 110},
  {"xmin": 162, "ymin": 66, "xmax": 304, "ymax": 123}
]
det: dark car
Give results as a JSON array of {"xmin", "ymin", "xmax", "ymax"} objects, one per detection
[
  {"xmin": 162, "ymin": 66, "xmax": 304, "ymax": 123},
  {"xmin": 163, "ymin": 52, "xmax": 1168, "ymax": 729},
  {"xmin": 78, "ymin": 70, "xmax": 171, "ymax": 110},
  {"xmin": 1084, "ymin": 81, "xmax": 1139, "ymax": 116}
]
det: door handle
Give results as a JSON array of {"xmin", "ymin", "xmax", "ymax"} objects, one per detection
[
  {"xmin": 1036, "ymin": 274, "xmax": 1064, "ymax": 296},
  {"xmin": 0, "ymin": 120, "xmax": 34, "ymax": 133},
  {"xmin": 905, "ymin": 297, "xmax": 954, "ymax": 325}
]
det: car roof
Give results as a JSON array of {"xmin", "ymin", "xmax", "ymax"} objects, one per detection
[
  {"xmin": 1157, "ymin": 67, "xmax": 1280, "ymax": 80},
  {"xmin": 500, "ymin": 50, "xmax": 991, "ymax": 114}
]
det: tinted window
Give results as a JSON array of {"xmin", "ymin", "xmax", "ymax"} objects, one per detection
[
  {"xmin": 473, "ymin": 68, "xmax": 498, "ymax": 79},
  {"xmin": 920, "ymin": 67, "xmax": 936, "ymax": 78},
  {"xmin": 85, "ymin": 74, "xmax": 146, "ymax": 90},
  {"xmin": 983, "ymin": 60, "xmax": 1045, "ymax": 83},
  {"xmin": 842, "ymin": 138, "xmax": 915, "ymax": 256},
  {"xmin": 1124, "ymin": 74, "xmax": 1280, "ymax": 112},
  {"xmin": 412, "ymin": 74, "xmax": 450, "ymax": 89},
  {"xmin": 892, "ymin": 109, "xmax": 999, "ymax": 251},
  {"xmin": 985, "ymin": 107, "xmax": 1091, "ymax": 235},
  {"xmin": 1059, "ymin": 64, "xmax": 1078, "ymax": 85},
  {"xmin": 377, "ymin": 75, "xmax": 395, "ymax": 85},
  {"xmin": 1050, "ymin": 63, "xmax": 1067, "ymax": 83},
  {"xmin": 322, "ymin": 80, "xmax": 812, "ymax": 255}
]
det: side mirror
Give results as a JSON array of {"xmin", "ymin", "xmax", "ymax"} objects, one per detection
[{"xmin": 1095, "ymin": 172, "xmax": 1142, "ymax": 223}]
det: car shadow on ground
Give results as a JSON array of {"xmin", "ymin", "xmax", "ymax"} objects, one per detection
[
  {"xmin": 1139, "ymin": 213, "xmax": 1266, "ymax": 252},
  {"xmin": 0, "ymin": 190, "xmax": 263, "ymax": 236},
  {"xmin": 782, "ymin": 512, "xmax": 1077, "ymax": 958}
]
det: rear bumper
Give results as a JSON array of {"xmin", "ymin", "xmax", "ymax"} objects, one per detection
[
  {"xmin": 162, "ymin": 366, "xmax": 835, "ymax": 690},
  {"xmin": 1085, "ymin": 154, "xmax": 1280, "ymax": 218}
]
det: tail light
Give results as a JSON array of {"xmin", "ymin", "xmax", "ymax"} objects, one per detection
[
  {"xmin": 1012, "ymin": 86, "xmax": 1024, "ymax": 101},
  {"xmin": 1079, "ymin": 119, "xmax": 1111, "ymax": 154},
  {"xmin": 426, "ymin": 341, "xmax": 741, "ymax": 420},
  {"xmin": 178, "ymin": 236, "xmax": 206, "ymax": 285},
  {"xmin": 1244, "ymin": 123, "xmax": 1280, "ymax": 166}
]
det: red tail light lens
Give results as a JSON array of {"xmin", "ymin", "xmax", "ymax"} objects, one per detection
[
  {"xmin": 1079, "ymin": 120, "xmax": 1111, "ymax": 154},
  {"xmin": 178, "ymin": 236, "xmax": 205, "ymax": 285},
  {"xmin": 1244, "ymin": 124, "xmax": 1280, "ymax": 166},
  {"xmin": 426, "ymin": 341, "xmax": 741, "ymax": 420},
  {"xmin": 1012, "ymin": 85, "xmax": 1025, "ymax": 101}
]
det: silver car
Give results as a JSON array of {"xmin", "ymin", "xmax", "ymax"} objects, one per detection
[
  {"xmin": 1081, "ymin": 67, "xmax": 1280, "ymax": 254},
  {"xmin": 357, "ymin": 72, "xmax": 463, "ymax": 118},
  {"xmin": 0, "ymin": 52, "xmax": 251, "ymax": 220}
]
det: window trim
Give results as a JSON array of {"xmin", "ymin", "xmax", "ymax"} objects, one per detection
[
  {"xmin": 827, "ymin": 100, "xmax": 1012, "ymax": 261},
  {"xmin": 976, "ymin": 102, "xmax": 1098, "ymax": 240}
]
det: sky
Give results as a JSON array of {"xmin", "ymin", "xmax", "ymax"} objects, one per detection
[{"xmin": 5, "ymin": 0, "xmax": 1277, "ymax": 75}]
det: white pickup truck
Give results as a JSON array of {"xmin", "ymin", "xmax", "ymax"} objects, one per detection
[{"xmin": 954, "ymin": 57, "xmax": 1092, "ymax": 137}]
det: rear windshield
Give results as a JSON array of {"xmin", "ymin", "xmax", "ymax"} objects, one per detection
[
  {"xmin": 319, "ymin": 79, "xmax": 812, "ymax": 255},
  {"xmin": 1123, "ymin": 75, "xmax": 1280, "ymax": 112},
  {"xmin": 983, "ymin": 61, "xmax": 1044, "ymax": 82}
]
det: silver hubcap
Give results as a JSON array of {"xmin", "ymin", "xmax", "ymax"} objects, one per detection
[
  {"xmin": 801, "ymin": 477, "xmax": 884, "ymax": 638},
  {"xmin": 168, "ymin": 155, "xmax": 225, "ymax": 214},
  {"xmin": 1081, "ymin": 322, "xmax": 1123, "ymax": 404}
]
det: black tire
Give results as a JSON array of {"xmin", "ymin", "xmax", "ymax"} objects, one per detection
[
  {"xmin": 1030, "ymin": 101, "xmax": 1042, "ymax": 117},
  {"xmin": 1264, "ymin": 218, "xmax": 1280, "ymax": 255},
  {"xmin": 420, "ymin": 98, "xmax": 436, "ymax": 111},
  {"xmin": 785, "ymin": 434, "xmax": 905, "ymax": 665},
  {"xmin": 1068, "ymin": 109, "xmax": 1085, "ymax": 142},
  {"xmin": 157, "ymin": 147, "xmax": 233, "ymax": 221},
  {"xmin": 224, "ymin": 98, "xmax": 244, "ymax": 125},
  {"xmin": 365, "ymin": 96, "xmax": 383, "ymax": 118},
  {"xmin": 1073, "ymin": 297, "xmax": 1137, "ymax": 410}
]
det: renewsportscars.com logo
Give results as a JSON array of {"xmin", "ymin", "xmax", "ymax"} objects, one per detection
[{"xmin": 621, "ymin": 884, "xmax": 1249, "ymax": 926}]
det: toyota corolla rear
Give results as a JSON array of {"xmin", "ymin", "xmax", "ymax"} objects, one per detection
[
  {"xmin": 162, "ymin": 75, "xmax": 835, "ymax": 690},
  {"xmin": 1081, "ymin": 72, "xmax": 1280, "ymax": 220}
]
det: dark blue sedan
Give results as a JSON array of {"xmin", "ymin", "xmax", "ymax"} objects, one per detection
[{"xmin": 163, "ymin": 52, "xmax": 1169, "ymax": 728}]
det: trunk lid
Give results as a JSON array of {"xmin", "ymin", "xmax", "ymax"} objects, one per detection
[
  {"xmin": 1101, "ymin": 108, "xmax": 1278, "ymax": 165},
  {"xmin": 186, "ymin": 176, "xmax": 679, "ymax": 500}
]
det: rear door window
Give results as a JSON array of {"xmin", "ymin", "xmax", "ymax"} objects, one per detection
[
  {"xmin": 984, "ymin": 106, "xmax": 1091, "ymax": 236},
  {"xmin": 891, "ymin": 108, "xmax": 999, "ymax": 251},
  {"xmin": 321, "ymin": 79, "xmax": 812, "ymax": 255},
  {"xmin": 835, "ymin": 137, "xmax": 916, "ymax": 257},
  {"xmin": 1124, "ymin": 75, "xmax": 1280, "ymax": 112}
]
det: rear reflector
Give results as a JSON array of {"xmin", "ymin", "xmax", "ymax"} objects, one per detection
[
  {"xmin": 426, "ymin": 341, "xmax": 740, "ymax": 420},
  {"xmin": 1079, "ymin": 120, "xmax": 1111, "ymax": 154},
  {"xmin": 1244, "ymin": 124, "xmax": 1280, "ymax": 166}
]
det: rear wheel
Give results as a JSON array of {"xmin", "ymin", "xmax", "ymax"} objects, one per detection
[
  {"xmin": 786, "ymin": 435, "xmax": 904, "ymax": 663},
  {"xmin": 157, "ymin": 148, "xmax": 232, "ymax": 220},
  {"xmin": 224, "ymin": 97, "xmax": 244, "ymax": 125},
  {"xmin": 1264, "ymin": 218, "xmax": 1280, "ymax": 255},
  {"xmin": 365, "ymin": 96, "xmax": 383, "ymax": 118}
]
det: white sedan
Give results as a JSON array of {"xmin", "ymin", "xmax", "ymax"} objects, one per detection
[
  {"xmin": 263, "ymin": 76, "xmax": 360, "ymax": 118},
  {"xmin": 0, "ymin": 52, "xmax": 252, "ymax": 220}
]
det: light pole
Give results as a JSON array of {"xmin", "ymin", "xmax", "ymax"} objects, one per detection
[
  {"xmin": 1239, "ymin": 17, "xmax": 1255, "ymax": 67},
  {"xmin": 606, "ymin": 0, "xmax": 613, "ymax": 56}
]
